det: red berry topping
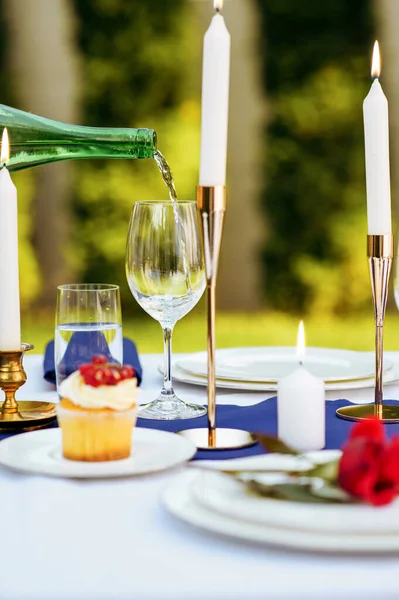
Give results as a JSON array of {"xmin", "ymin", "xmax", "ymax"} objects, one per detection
[
  {"xmin": 85, "ymin": 374, "xmax": 99, "ymax": 387},
  {"xmin": 101, "ymin": 367, "xmax": 114, "ymax": 385},
  {"xmin": 120, "ymin": 365, "xmax": 135, "ymax": 380},
  {"xmin": 93, "ymin": 369, "xmax": 107, "ymax": 385},
  {"xmin": 110, "ymin": 367, "xmax": 121, "ymax": 383},
  {"xmin": 79, "ymin": 363, "xmax": 93, "ymax": 376},
  {"xmin": 79, "ymin": 358, "xmax": 136, "ymax": 387},
  {"xmin": 92, "ymin": 354, "xmax": 108, "ymax": 365}
]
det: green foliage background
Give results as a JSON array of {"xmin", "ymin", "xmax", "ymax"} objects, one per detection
[
  {"xmin": 0, "ymin": 9, "xmax": 42, "ymax": 310},
  {"xmin": 0, "ymin": 0, "xmax": 201, "ymax": 312},
  {"xmin": 71, "ymin": 0, "xmax": 201, "ymax": 311},
  {"xmin": 257, "ymin": 0, "xmax": 375, "ymax": 315},
  {"xmin": 0, "ymin": 0, "xmax": 380, "ymax": 318}
]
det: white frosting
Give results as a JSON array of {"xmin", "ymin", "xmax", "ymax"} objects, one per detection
[{"xmin": 59, "ymin": 370, "xmax": 137, "ymax": 411}]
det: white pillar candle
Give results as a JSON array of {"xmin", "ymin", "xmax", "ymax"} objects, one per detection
[
  {"xmin": 199, "ymin": 0, "xmax": 230, "ymax": 186},
  {"xmin": 0, "ymin": 129, "xmax": 21, "ymax": 350},
  {"xmin": 363, "ymin": 41, "xmax": 392, "ymax": 234},
  {"xmin": 277, "ymin": 322, "xmax": 325, "ymax": 451}
]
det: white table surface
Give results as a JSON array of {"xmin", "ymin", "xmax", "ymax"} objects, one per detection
[{"xmin": 2, "ymin": 351, "xmax": 399, "ymax": 600}]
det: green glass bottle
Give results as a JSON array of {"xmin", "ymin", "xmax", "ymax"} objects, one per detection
[{"xmin": 0, "ymin": 104, "xmax": 157, "ymax": 171}]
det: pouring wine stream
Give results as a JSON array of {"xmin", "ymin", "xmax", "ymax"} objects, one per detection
[{"xmin": 154, "ymin": 151, "xmax": 192, "ymax": 293}]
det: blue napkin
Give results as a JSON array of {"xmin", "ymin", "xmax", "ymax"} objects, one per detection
[
  {"xmin": 137, "ymin": 397, "xmax": 399, "ymax": 461},
  {"xmin": 43, "ymin": 334, "xmax": 142, "ymax": 386}
]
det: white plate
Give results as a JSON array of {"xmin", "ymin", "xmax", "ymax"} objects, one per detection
[
  {"xmin": 194, "ymin": 450, "xmax": 338, "ymax": 473},
  {"xmin": 192, "ymin": 451, "xmax": 399, "ymax": 535},
  {"xmin": 176, "ymin": 347, "xmax": 392, "ymax": 383},
  {"xmin": 162, "ymin": 471, "xmax": 399, "ymax": 553},
  {"xmin": 169, "ymin": 359, "xmax": 399, "ymax": 392},
  {"xmin": 0, "ymin": 428, "xmax": 196, "ymax": 479}
]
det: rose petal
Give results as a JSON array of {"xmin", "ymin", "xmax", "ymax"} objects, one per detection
[
  {"xmin": 368, "ymin": 481, "xmax": 397, "ymax": 507},
  {"xmin": 376, "ymin": 438, "xmax": 399, "ymax": 495},
  {"xmin": 348, "ymin": 418, "xmax": 385, "ymax": 443},
  {"xmin": 339, "ymin": 437, "xmax": 382, "ymax": 503}
]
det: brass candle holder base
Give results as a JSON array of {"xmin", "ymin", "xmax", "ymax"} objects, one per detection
[
  {"xmin": 337, "ymin": 234, "xmax": 394, "ymax": 424},
  {"xmin": 178, "ymin": 185, "xmax": 255, "ymax": 450},
  {"xmin": 336, "ymin": 403, "xmax": 399, "ymax": 423},
  {"xmin": 0, "ymin": 343, "xmax": 57, "ymax": 432},
  {"xmin": 179, "ymin": 428, "xmax": 257, "ymax": 450}
]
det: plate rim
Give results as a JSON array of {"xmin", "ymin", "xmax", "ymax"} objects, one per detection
[
  {"xmin": 168, "ymin": 361, "xmax": 399, "ymax": 392},
  {"xmin": 191, "ymin": 462, "xmax": 399, "ymax": 536},
  {"xmin": 0, "ymin": 427, "xmax": 197, "ymax": 479},
  {"xmin": 162, "ymin": 471, "xmax": 399, "ymax": 553},
  {"xmin": 175, "ymin": 347, "xmax": 391, "ymax": 384}
]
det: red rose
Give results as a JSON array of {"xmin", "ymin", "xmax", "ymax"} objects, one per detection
[
  {"xmin": 347, "ymin": 418, "xmax": 385, "ymax": 443},
  {"xmin": 338, "ymin": 419, "xmax": 399, "ymax": 506},
  {"xmin": 377, "ymin": 438, "xmax": 399, "ymax": 504}
]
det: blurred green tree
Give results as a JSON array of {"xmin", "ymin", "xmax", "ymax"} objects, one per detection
[
  {"xmin": 72, "ymin": 0, "xmax": 201, "ymax": 311},
  {"xmin": 0, "ymin": 0, "xmax": 200, "ymax": 314},
  {"xmin": 1, "ymin": 0, "xmax": 380, "ymax": 320},
  {"xmin": 257, "ymin": 0, "xmax": 375, "ymax": 315}
]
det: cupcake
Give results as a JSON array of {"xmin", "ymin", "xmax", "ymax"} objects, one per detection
[{"xmin": 57, "ymin": 355, "xmax": 138, "ymax": 461}]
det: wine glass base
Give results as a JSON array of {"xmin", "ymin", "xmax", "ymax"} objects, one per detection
[{"xmin": 138, "ymin": 395, "xmax": 207, "ymax": 420}]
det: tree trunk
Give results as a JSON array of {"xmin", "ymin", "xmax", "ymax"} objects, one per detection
[
  {"xmin": 218, "ymin": 0, "xmax": 266, "ymax": 310},
  {"xmin": 4, "ymin": 0, "xmax": 81, "ymax": 307},
  {"xmin": 195, "ymin": 0, "xmax": 267, "ymax": 310},
  {"xmin": 374, "ymin": 0, "xmax": 399, "ymax": 221}
]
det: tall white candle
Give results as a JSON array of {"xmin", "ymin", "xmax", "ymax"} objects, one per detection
[
  {"xmin": 0, "ymin": 129, "xmax": 21, "ymax": 350},
  {"xmin": 277, "ymin": 322, "xmax": 325, "ymax": 451},
  {"xmin": 363, "ymin": 41, "xmax": 391, "ymax": 234},
  {"xmin": 199, "ymin": 0, "xmax": 230, "ymax": 186}
]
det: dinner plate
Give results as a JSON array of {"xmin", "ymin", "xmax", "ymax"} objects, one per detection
[
  {"xmin": 0, "ymin": 428, "xmax": 196, "ymax": 479},
  {"xmin": 176, "ymin": 347, "xmax": 392, "ymax": 383},
  {"xmin": 169, "ymin": 359, "xmax": 399, "ymax": 392},
  {"xmin": 194, "ymin": 450, "xmax": 338, "ymax": 473},
  {"xmin": 162, "ymin": 471, "xmax": 399, "ymax": 553},
  {"xmin": 191, "ymin": 451, "xmax": 399, "ymax": 535}
]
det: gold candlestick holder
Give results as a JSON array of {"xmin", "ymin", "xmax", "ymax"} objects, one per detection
[
  {"xmin": 179, "ymin": 186, "xmax": 256, "ymax": 449},
  {"xmin": 0, "ymin": 343, "xmax": 57, "ymax": 431},
  {"xmin": 337, "ymin": 234, "xmax": 399, "ymax": 423}
]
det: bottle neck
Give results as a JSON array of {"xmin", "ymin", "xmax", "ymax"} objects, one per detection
[
  {"xmin": 7, "ymin": 129, "xmax": 157, "ymax": 171},
  {"xmin": 0, "ymin": 104, "xmax": 157, "ymax": 171}
]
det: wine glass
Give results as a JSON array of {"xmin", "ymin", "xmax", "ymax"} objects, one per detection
[{"xmin": 126, "ymin": 200, "xmax": 206, "ymax": 419}]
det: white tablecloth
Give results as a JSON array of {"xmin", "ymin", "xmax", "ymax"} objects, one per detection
[{"xmin": 2, "ymin": 352, "xmax": 399, "ymax": 600}]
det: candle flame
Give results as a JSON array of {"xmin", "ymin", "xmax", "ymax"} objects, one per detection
[
  {"xmin": 371, "ymin": 40, "xmax": 381, "ymax": 79},
  {"xmin": 0, "ymin": 128, "xmax": 9, "ymax": 164},
  {"xmin": 296, "ymin": 320, "xmax": 305, "ymax": 362},
  {"xmin": 214, "ymin": 0, "xmax": 223, "ymax": 12}
]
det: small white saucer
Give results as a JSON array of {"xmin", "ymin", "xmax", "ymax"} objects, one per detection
[{"xmin": 0, "ymin": 428, "xmax": 196, "ymax": 478}]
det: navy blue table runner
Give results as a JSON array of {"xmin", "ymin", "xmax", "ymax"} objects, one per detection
[
  {"xmin": 137, "ymin": 397, "xmax": 399, "ymax": 460},
  {"xmin": 3, "ymin": 397, "xmax": 399, "ymax": 460}
]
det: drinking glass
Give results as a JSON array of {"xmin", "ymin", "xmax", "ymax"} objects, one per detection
[
  {"xmin": 126, "ymin": 200, "xmax": 206, "ymax": 419},
  {"xmin": 55, "ymin": 284, "xmax": 123, "ymax": 392}
]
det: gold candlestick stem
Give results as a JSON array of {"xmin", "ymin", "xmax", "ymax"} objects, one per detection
[
  {"xmin": 179, "ymin": 186, "xmax": 256, "ymax": 450},
  {"xmin": 207, "ymin": 282, "xmax": 216, "ymax": 436},
  {"xmin": 337, "ymin": 234, "xmax": 399, "ymax": 423},
  {"xmin": 0, "ymin": 343, "xmax": 56, "ymax": 431}
]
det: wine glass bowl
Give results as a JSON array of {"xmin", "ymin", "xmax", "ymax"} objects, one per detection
[{"xmin": 126, "ymin": 200, "xmax": 206, "ymax": 419}]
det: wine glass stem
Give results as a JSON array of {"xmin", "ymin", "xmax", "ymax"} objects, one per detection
[{"xmin": 161, "ymin": 326, "xmax": 174, "ymax": 397}]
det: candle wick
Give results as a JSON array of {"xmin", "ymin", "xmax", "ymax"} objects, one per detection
[
  {"xmin": 215, "ymin": 7, "xmax": 221, "ymax": 13},
  {"xmin": 299, "ymin": 360, "xmax": 303, "ymax": 367}
]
